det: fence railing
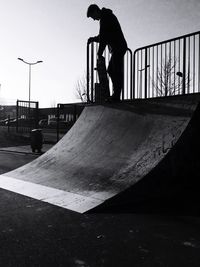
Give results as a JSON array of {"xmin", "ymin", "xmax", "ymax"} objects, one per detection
[
  {"xmin": 56, "ymin": 103, "xmax": 85, "ymax": 141},
  {"xmin": 133, "ymin": 30, "xmax": 200, "ymax": 99},
  {"xmin": 87, "ymin": 30, "xmax": 200, "ymax": 102},
  {"xmin": 16, "ymin": 100, "xmax": 39, "ymax": 133},
  {"xmin": 87, "ymin": 42, "xmax": 133, "ymax": 102}
]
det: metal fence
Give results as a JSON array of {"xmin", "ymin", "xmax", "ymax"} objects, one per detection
[
  {"xmin": 16, "ymin": 100, "xmax": 39, "ymax": 133},
  {"xmin": 133, "ymin": 30, "xmax": 200, "ymax": 99},
  {"xmin": 87, "ymin": 31, "xmax": 200, "ymax": 102},
  {"xmin": 87, "ymin": 42, "xmax": 133, "ymax": 102}
]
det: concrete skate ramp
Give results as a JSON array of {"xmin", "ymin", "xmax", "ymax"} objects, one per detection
[{"xmin": 1, "ymin": 94, "xmax": 200, "ymax": 213}]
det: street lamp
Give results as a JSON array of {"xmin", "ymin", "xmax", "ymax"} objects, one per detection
[{"xmin": 18, "ymin": 58, "xmax": 43, "ymax": 103}]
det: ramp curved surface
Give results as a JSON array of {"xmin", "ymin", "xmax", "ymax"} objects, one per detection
[{"xmin": 1, "ymin": 94, "xmax": 200, "ymax": 213}]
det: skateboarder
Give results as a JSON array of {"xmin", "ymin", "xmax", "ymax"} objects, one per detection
[{"xmin": 87, "ymin": 4, "xmax": 128, "ymax": 102}]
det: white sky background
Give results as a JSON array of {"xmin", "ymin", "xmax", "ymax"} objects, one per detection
[{"xmin": 0, "ymin": 0, "xmax": 200, "ymax": 107}]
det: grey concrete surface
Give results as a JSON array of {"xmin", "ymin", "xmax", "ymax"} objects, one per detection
[{"xmin": 2, "ymin": 94, "xmax": 200, "ymax": 213}]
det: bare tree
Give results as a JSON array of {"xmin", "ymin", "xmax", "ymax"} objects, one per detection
[
  {"xmin": 153, "ymin": 57, "xmax": 189, "ymax": 97},
  {"xmin": 75, "ymin": 73, "xmax": 88, "ymax": 102}
]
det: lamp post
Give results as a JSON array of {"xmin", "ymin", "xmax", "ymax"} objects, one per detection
[{"xmin": 18, "ymin": 58, "xmax": 43, "ymax": 103}]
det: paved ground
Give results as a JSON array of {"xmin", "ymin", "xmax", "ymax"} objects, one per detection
[
  {"xmin": 0, "ymin": 185, "xmax": 200, "ymax": 267},
  {"xmin": 0, "ymin": 140, "xmax": 199, "ymax": 266},
  {"xmin": 0, "ymin": 144, "xmax": 53, "ymax": 174},
  {"xmin": 0, "ymin": 143, "xmax": 53, "ymax": 154}
]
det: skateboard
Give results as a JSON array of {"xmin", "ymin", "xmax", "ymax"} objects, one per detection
[{"xmin": 94, "ymin": 57, "xmax": 110, "ymax": 103}]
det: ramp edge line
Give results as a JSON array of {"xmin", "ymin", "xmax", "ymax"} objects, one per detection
[{"xmin": 0, "ymin": 175, "xmax": 103, "ymax": 213}]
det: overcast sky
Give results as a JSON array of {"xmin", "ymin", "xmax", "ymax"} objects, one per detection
[{"xmin": 0, "ymin": 0, "xmax": 200, "ymax": 107}]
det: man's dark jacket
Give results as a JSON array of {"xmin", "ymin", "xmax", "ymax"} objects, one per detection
[{"xmin": 96, "ymin": 8, "xmax": 127, "ymax": 57}]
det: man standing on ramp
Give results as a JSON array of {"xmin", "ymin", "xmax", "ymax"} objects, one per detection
[{"xmin": 87, "ymin": 4, "xmax": 128, "ymax": 102}]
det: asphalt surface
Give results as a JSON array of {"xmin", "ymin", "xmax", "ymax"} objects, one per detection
[
  {"xmin": 0, "ymin": 144, "xmax": 52, "ymax": 174},
  {"xmin": 0, "ymin": 150, "xmax": 37, "ymax": 174},
  {"xmin": 0, "ymin": 147, "xmax": 200, "ymax": 266},
  {"xmin": 1, "ymin": 187, "xmax": 200, "ymax": 267}
]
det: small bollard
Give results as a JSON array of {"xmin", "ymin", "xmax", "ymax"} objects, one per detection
[{"xmin": 30, "ymin": 129, "xmax": 43, "ymax": 153}]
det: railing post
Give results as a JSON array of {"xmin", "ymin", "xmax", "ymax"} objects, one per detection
[
  {"xmin": 57, "ymin": 104, "xmax": 60, "ymax": 142},
  {"xmin": 182, "ymin": 37, "xmax": 186, "ymax": 95},
  {"xmin": 144, "ymin": 48, "xmax": 148, "ymax": 98},
  {"xmin": 91, "ymin": 42, "xmax": 94, "ymax": 103},
  {"xmin": 86, "ymin": 42, "xmax": 90, "ymax": 103},
  {"xmin": 127, "ymin": 48, "xmax": 133, "ymax": 100},
  {"xmin": 16, "ymin": 100, "xmax": 19, "ymax": 133},
  {"xmin": 36, "ymin": 101, "xmax": 39, "ymax": 129},
  {"xmin": 122, "ymin": 57, "xmax": 124, "ymax": 101},
  {"xmin": 133, "ymin": 51, "xmax": 136, "ymax": 99}
]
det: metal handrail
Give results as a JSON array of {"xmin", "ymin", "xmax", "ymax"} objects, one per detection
[
  {"xmin": 87, "ymin": 41, "xmax": 133, "ymax": 103},
  {"xmin": 87, "ymin": 30, "xmax": 200, "ymax": 102},
  {"xmin": 133, "ymin": 30, "xmax": 200, "ymax": 99},
  {"xmin": 134, "ymin": 30, "xmax": 200, "ymax": 52}
]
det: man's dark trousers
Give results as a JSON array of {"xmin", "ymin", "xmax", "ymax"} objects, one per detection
[{"xmin": 107, "ymin": 50, "xmax": 126, "ymax": 100}]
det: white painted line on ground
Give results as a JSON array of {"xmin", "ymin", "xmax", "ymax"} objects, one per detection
[{"xmin": 0, "ymin": 175, "xmax": 103, "ymax": 213}]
